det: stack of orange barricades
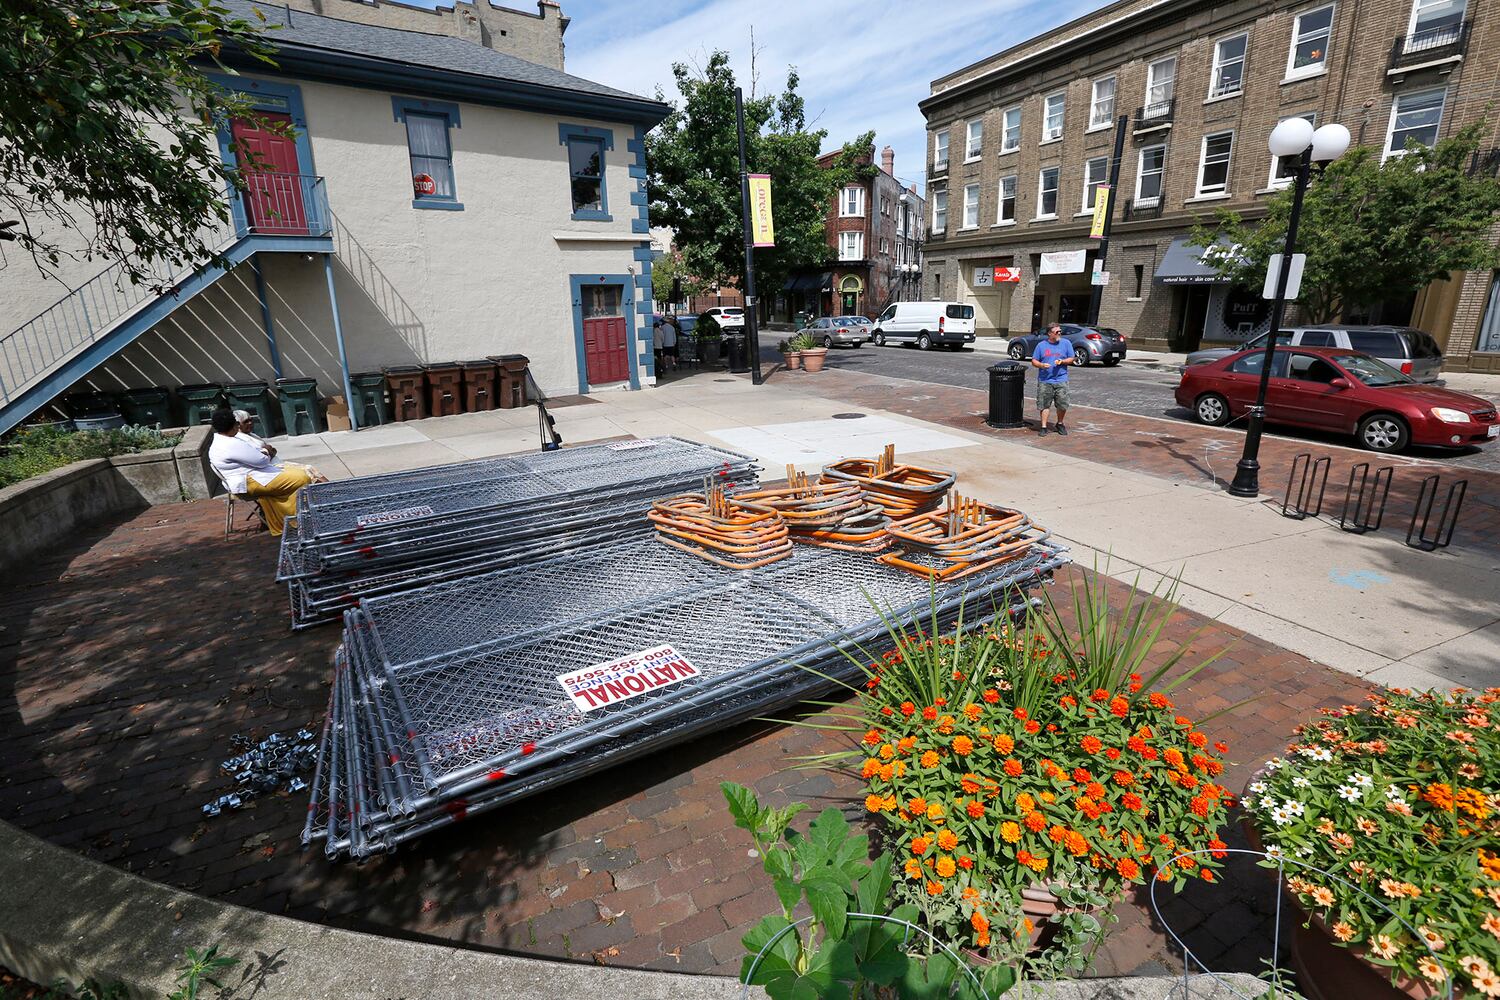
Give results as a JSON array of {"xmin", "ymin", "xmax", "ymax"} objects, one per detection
[
  {"xmin": 649, "ymin": 482, "xmax": 793, "ymax": 569},
  {"xmin": 878, "ymin": 491, "xmax": 1048, "ymax": 581},
  {"xmin": 732, "ymin": 466, "xmax": 891, "ymax": 553},
  {"xmin": 820, "ymin": 444, "xmax": 955, "ymax": 519}
]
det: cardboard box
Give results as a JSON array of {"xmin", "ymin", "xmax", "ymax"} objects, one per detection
[{"xmin": 325, "ymin": 394, "xmax": 351, "ymax": 432}]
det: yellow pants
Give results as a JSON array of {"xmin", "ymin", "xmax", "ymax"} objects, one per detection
[{"xmin": 245, "ymin": 465, "xmax": 315, "ymax": 536}]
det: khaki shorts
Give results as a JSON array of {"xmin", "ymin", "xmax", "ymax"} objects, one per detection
[{"xmin": 1037, "ymin": 382, "xmax": 1070, "ymax": 411}]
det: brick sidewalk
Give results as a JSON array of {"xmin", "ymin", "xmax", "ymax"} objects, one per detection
[{"xmin": 0, "ymin": 498, "xmax": 1374, "ymax": 980}]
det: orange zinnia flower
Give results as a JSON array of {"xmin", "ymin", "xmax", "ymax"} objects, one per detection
[
  {"xmin": 926, "ymin": 802, "xmax": 945, "ymax": 821},
  {"xmin": 861, "ymin": 758, "xmax": 881, "ymax": 778},
  {"xmin": 1080, "ymin": 735, "xmax": 1103, "ymax": 754},
  {"xmin": 920, "ymin": 750, "xmax": 941, "ymax": 769},
  {"xmin": 1064, "ymin": 830, "xmax": 1089, "ymax": 856},
  {"xmin": 908, "ymin": 796, "xmax": 927, "ymax": 814},
  {"xmin": 937, "ymin": 829, "xmax": 959, "ymax": 851},
  {"xmin": 926, "ymin": 881, "xmax": 944, "ymax": 896},
  {"xmin": 1116, "ymin": 858, "xmax": 1140, "ymax": 879},
  {"xmin": 960, "ymin": 774, "xmax": 982, "ymax": 794},
  {"xmin": 864, "ymin": 794, "xmax": 884, "ymax": 812},
  {"xmin": 952, "ymin": 735, "xmax": 974, "ymax": 756},
  {"xmin": 904, "ymin": 859, "xmax": 922, "ymax": 879},
  {"xmin": 966, "ymin": 800, "xmax": 986, "ymax": 819},
  {"xmin": 922, "ymin": 706, "xmax": 938, "ymax": 721},
  {"xmin": 1109, "ymin": 697, "xmax": 1129, "ymax": 717},
  {"xmin": 1016, "ymin": 792, "xmax": 1035, "ymax": 812},
  {"xmin": 1024, "ymin": 720, "xmax": 1041, "ymax": 734},
  {"xmin": 962, "ymin": 703, "xmax": 982, "ymax": 721},
  {"xmin": 993, "ymin": 734, "xmax": 1015, "ymax": 754},
  {"xmin": 863, "ymin": 728, "xmax": 882, "ymax": 745},
  {"xmin": 1003, "ymin": 758, "xmax": 1024, "ymax": 777},
  {"xmin": 982, "ymin": 688, "xmax": 1000, "ymax": 704},
  {"xmin": 911, "ymin": 836, "xmax": 931, "ymax": 855},
  {"xmin": 936, "ymin": 856, "xmax": 957, "ymax": 878},
  {"xmin": 1024, "ymin": 811, "xmax": 1047, "ymax": 832},
  {"xmin": 1000, "ymin": 822, "xmax": 1021, "ymax": 843}
]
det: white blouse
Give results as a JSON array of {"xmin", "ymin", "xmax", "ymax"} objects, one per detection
[{"xmin": 209, "ymin": 432, "xmax": 284, "ymax": 494}]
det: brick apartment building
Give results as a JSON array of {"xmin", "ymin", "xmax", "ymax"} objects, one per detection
[{"xmin": 919, "ymin": 0, "xmax": 1500, "ymax": 370}]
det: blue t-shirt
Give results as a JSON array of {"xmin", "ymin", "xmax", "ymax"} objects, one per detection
[{"xmin": 1032, "ymin": 339, "xmax": 1075, "ymax": 383}]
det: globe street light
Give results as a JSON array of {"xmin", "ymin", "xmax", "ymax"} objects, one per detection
[{"xmin": 1227, "ymin": 121, "xmax": 1349, "ymax": 497}]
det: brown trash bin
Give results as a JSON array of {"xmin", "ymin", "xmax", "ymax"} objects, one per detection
[
  {"xmin": 461, "ymin": 360, "xmax": 498, "ymax": 412},
  {"xmin": 424, "ymin": 362, "xmax": 463, "ymax": 417},
  {"xmin": 384, "ymin": 365, "xmax": 427, "ymax": 421},
  {"xmin": 487, "ymin": 354, "xmax": 531, "ymax": 409}
]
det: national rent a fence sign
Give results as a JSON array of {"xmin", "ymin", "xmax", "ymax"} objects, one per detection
[{"xmin": 557, "ymin": 645, "xmax": 701, "ymax": 712}]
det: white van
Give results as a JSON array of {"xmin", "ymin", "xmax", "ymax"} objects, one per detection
[{"xmin": 870, "ymin": 302, "xmax": 976, "ymax": 350}]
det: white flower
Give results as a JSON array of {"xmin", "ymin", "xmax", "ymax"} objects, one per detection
[
  {"xmin": 1296, "ymin": 845, "xmax": 1313, "ymax": 857},
  {"xmin": 1384, "ymin": 785, "xmax": 1406, "ymax": 802},
  {"xmin": 1350, "ymin": 772, "xmax": 1373, "ymax": 788},
  {"xmin": 1249, "ymin": 781, "xmax": 1268, "ymax": 795},
  {"xmin": 1299, "ymin": 746, "xmax": 1333, "ymax": 762},
  {"xmin": 1283, "ymin": 799, "xmax": 1306, "ymax": 817},
  {"xmin": 1292, "ymin": 776, "xmax": 1312, "ymax": 789},
  {"xmin": 1265, "ymin": 757, "xmax": 1286, "ymax": 770},
  {"xmin": 1337, "ymin": 786, "xmax": 1362, "ymax": 802},
  {"xmin": 1264, "ymin": 844, "xmax": 1286, "ymax": 860},
  {"xmin": 1270, "ymin": 806, "xmax": 1294, "ymax": 826}
]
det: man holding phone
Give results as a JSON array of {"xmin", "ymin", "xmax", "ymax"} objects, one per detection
[{"xmin": 1031, "ymin": 323, "xmax": 1075, "ymax": 435}]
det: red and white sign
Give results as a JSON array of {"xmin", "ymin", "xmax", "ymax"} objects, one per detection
[
  {"xmin": 356, "ymin": 505, "xmax": 434, "ymax": 527},
  {"xmin": 993, "ymin": 266, "xmax": 1022, "ymax": 283},
  {"xmin": 557, "ymin": 645, "xmax": 701, "ymax": 713},
  {"xmin": 413, "ymin": 173, "xmax": 437, "ymax": 196}
]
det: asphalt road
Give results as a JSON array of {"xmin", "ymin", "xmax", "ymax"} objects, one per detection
[{"xmin": 757, "ymin": 341, "xmax": 1500, "ymax": 474}]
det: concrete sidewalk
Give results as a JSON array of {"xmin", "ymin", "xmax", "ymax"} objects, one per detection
[{"xmin": 266, "ymin": 371, "xmax": 1494, "ymax": 690}]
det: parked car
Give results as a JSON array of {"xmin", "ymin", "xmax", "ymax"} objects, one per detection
[
  {"xmin": 1175, "ymin": 346, "xmax": 1496, "ymax": 452},
  {"xmin": 1185, "ymin": 325, "xmax": 1444, "ymax": 382},
  {"xmin": 798, "ymin": 315, "xmax": 868, "ymax": 348},
  {"xmin": 1007, "ymin": 323, "xmax": 1127, "ymax": 366},
  {"xmin": 702, "ymin": 306, "xmax": 745, "ymax": 331},
  {"xmin": 870, "ymin": 302, "xmax": 976, "ymax": 350}
]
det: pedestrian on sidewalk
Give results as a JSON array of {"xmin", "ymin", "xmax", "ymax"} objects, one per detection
[{"xmin": 1030, "ymin": 322, "xmax": 1075, "ymax": 435}]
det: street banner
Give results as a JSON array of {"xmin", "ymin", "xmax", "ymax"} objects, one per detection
[
  {"xmin": 1089, "ymin": 186, "xmax": 1111, "ymax": 238},
  {"xmin": 993, "ymin": 266, "xmax": 1021, "ymax": 283},
  {"xmin": 748, "ymin": 174, "xmax": 775, "ymax": 247},
  {"xmin": 1040, "ymin": 250, "xmax": 1087, "ymax": 275},
  {"xmin": 557, "ymin": 645, "xmax": 701, "ymax": 713}
]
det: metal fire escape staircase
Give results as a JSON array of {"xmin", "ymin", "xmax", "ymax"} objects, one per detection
[{"xmin": 0, "ymin": 174, "xmax": 333, "ymax": 436}]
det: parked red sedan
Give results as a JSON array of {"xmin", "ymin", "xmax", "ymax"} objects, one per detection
[{"xmin": 1175, "ymin": 347, "xmax": 1497, "ymax": 453}]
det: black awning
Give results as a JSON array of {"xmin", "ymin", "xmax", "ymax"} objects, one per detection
[
  {"xmin": 783, "ymin": 272, "xmax": 834, "ymax": 292},
  {"xmin": 1154, "ymin": 237, "xmax": 1235, "ymax": 285}
]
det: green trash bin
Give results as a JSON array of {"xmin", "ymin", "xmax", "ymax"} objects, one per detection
[
  {"xmin": 350, "ymin": 372, "xmax": 391, "ymax": 428},
  {"xmin": 276, "ymin": 377, "xmax": 324, "ymax": 436},
  {"xmin": 225, "ymin": 381, "xmax": 278, "ymax": 437},
  {"xmin": 120, "ymin": 387, "xmax": 173, "ymax": 428},
  {"xmin": 177, "ymin": 383, "xmax": 224, "ymax": 426}
]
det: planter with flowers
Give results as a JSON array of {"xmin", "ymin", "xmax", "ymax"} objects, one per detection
[
  {"xmin": 1242, "ymin": 687, "xmax": 1499, "ymax": 999},
  {"xmin": 778, "ymin": 340, "xmax": 803, "ymax": 370}
]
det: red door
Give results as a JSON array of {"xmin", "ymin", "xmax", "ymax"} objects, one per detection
[
  {"xmin": 581, "ymin": 284, "xmax": 629, "ymax": 385},
  {"xmin": 230, "ymin": 112, "xmax": 307, "ymax": 235}
]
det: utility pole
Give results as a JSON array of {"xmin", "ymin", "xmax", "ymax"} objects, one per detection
[
  {"xmin": 735, "ymin": 86, "xmax": 764, "ymax": 385},
  {"xmin": 1086, "ymin": 114, "xmax": 1129, "ymax": 327}
]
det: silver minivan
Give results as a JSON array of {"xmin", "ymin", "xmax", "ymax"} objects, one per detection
[{"xmin": 1185, "ymin": 325, "xmax": 1444, "ymax": 382}]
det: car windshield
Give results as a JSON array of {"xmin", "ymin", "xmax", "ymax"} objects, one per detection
[
  {"xmin": 1243, "ymin": 330, "xmax": 1294, "ymax": 350},
  {"xmin": 1331, "ymin": 353, "xmax": 1413, "ymax": 387}
]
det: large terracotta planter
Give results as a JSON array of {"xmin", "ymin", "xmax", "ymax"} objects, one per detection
[
  {"xmin": 783, "ymin": 351, "xmax": 803, "ymax": 370},
  {"xmin": 801, "ymin": 347, "xmax": 829, "ymax": 373}
]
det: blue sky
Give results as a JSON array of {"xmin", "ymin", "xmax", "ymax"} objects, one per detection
[{"xmin": 547, "ymin": 0, "xmax": 1103, "ymax": 195}]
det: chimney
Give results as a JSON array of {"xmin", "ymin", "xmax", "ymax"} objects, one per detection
[{"xmin": 881, "ymin": 146, "xmax": 895, "ymax": 175}]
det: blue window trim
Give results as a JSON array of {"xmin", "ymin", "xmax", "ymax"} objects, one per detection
[
  {"xmin": 392, "ymin": 96, "xmax": 464, "ymax": 211},
  {"xmin": 559, "ymin": 123, "xmax": 614, "ymax": 222},
  {"xmin": 204, "ymin": 75, "xmax": 318, "ymax": 234},
  {"xmin": 568, "ymin": 273, "xmax": 640, "ymax": 393}
]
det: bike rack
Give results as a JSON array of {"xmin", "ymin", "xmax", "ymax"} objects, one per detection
[
  {"xmin": 1338, "ymin": 463, "xmax": 1392, "ymax": 535},
  {"xmin": 1279, "ymin": 453, "xmax": 1330, "ymax": 520},
  {"xmin": 1406, "ymin": 475, "xmax": 1467, "ymax": 552}
]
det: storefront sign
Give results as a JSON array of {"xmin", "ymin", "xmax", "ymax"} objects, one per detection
[
  {"xmin": 993, "ymin": 266, "xmax": 1021, "ymax": 283},
  {"xmin": 356, "ymin": 505, "xmax": 434, "ymax": 527},
  {"xmin": 1039, "ymin": 250, "xmax": 1087, "ymax": 275},
  {"xmin": 412, "ymin": 173, "xmax": 437, "ymax": 197},
  {"xmin": 557, "ymin": 645, "xmax": 701, "ymax": 713},
  {"xmin": 972, "ymin": 268, "xmax": 993, "ymax": 288},
  {"xmin": 1223, "ymin": 284, "xmax": 1271, "ymax": 333},
  {"xmin": 1089, "ymin": 187, "xmax": 1111, "ymax": 239},
  {"xmin": 748, "ymin": 174, "xmax": 776, "ymax": 247}
]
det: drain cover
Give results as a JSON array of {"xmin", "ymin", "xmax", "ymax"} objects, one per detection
[{"xmin": 832, "ymin": 412, "xmax": 867, "ymax": 420}]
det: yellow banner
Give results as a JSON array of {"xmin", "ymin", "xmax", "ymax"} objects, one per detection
[
  {"xmin": 1089, "ymin": 185, "xmax": 1111, "ymax": 239},
  {"xmin": 748, "ymin": 173, "xmax": 775, "ymax": 247}
]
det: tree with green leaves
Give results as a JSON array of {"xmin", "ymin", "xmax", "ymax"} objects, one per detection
[
  {"xmin": 1190, "ymin": 123, "xmax": 1500, "ymax": 322},
  {"xmin": 1, "ymin": 0, "xmax": 280, "ymax": 287},
  {"xmin": 646, "ymin": 51, "xmax": 874, "ymax": 308},
  {"xmin": 649, "ymin": 247, "xmax": 711, "ymax": 306}
]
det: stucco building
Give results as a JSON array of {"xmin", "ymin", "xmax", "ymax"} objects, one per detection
[
  {"xmin": 919, "ymin": 0, "xmax": 1500, "ymax": 371},
  {"xmin": 0, "ymin": 0, "xmax": 668, "ymax": 435}
]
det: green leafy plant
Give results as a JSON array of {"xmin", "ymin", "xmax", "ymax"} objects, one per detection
[
  {"xmin": 787, "ymin": 332, "xmax": 817, "ymax": 352},
  {"xmin": 167, "ymin": 945, "xmax": 239, "ymax": 1000},
  {"xmin": 695, "ymin": 312, "xmax": 723, "ymax": 340},
  {"xmin": 777, "ymin": 340, "xmax": 792, "ymax": 354},
  {"xmin": 0, "ymin": 424, "xmax": 183, "ymax": 488}
]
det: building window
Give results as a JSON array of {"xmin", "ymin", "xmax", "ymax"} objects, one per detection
[
  {"xmin": 839, "ymin": 231, "xmax": 865, "ymax": 261},
  {"xmin": 1090, "ymin": 76, "xmax": 1116, "ymax": 129},
  {"xmin": 557, "ymin": 122, "xmax": 614, "ymax": 221},
  {"xmin": 1286, "ymin": 5, "xmax": 1334, "ymax": 80},
  {"xmin": 1476, "ymin": 270, "xmax": 1500, "ymax": 353},
  {"xmin": 934, "ymin": 129, "xmax": 949, "ymax": 168},
  {"xmin": 1408, "ymin": 0, "xmax": 1467, "ymax": 51},
  {"xmin": 1037, "ymin": 167, "xmax": 1059, "ymax": 218},
  {"xmin": 1210, "ymin": 33, "xmax": 1249, "ymax": 98},
  {"xmin": 965, "ymin": 120, "xmax": 983, "ymax": 160},
  {"xmin": 880, "ymin": 237, "xmax": 889, "ymax": 254},
  {"xmin": 932, "ymin": 188, "xmax": 947, "ymax": 233},
  {"xmin": 997, "ymin": 175, "xmax": 1016, "ymax": 224},
  {"xmin": 1001, "ymin": 106, "xmax": 1022, "ymax": 153},
  {"xmin": 393, "ymin": 97, "xmax": 464, "ymax": 210},
  {"xmin": 841, "ymin": 185, "xmax": 866, "ymax": 218},
  {"xmin": 1145, "ymin": 56, "xmax": 1176, "ymax": 112},
  {"xmin": 1385, "ymin": 88, "xmax": 1446, "ymax": 160},
  {"xmin": 1196, "ymin": 131, "xmax": 1234, "ymax": 196},
  {"xmin": 1269, "ymin": 113, "xmax": 1316, "ymax": 186},
  {"xmin": 1083, "ymin": 156, "xmax": 1109, "ymax": 211},
  {"xmin": 962, "ymin": 183, "xmax": 980, "ymax": 228},
  {"xmin": 1136, "ymin": 144, "xmax": 1165, "ymax": 206},
  {"xmin": 1131, "ymin": 264, "xmax": 1145, "ymax": 299},
  {"xmin": 1042, "ymin": 93, "xmax": 1065, "ymax": 142}
]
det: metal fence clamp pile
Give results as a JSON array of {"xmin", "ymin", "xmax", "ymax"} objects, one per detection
[
  {"xmin": 820, "ymin": 444, "xmax": 956, "ymax": 519},
  {"xmin": 880, "ymin": 492, "xmax": 1051, "ymax": 581},
  {"xmin": 733, "ymin": 466, "xmax": 893, "ymax": 553}
]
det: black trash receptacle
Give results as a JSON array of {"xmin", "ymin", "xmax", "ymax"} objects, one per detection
[
  {"xmin": 350, "ymin": 372, "xmax": 391, "ymax": 428},
  {"xmin": 725, "ymin": 333, "xmax": 749, "ymax": 373},
  {"xmin": 120, "ymin": 387, "xmax": 173, "ymax": 428},
  {"xmin": 225, "ymin": 381, "xmax": 277, "ymax": 436},
  {"xmin": 987, "ymin": 361, "xmax": 1027, "ymax": 429},
  {"xmin": 275, "ymin": 377, "xmax": 324, "ymax": 436},
  {"xmin": 177, "ymin": 383, "xmax": 225, "ymax": 426},
  {"xmin": 65, "ymin": 390, "xmax": 117, "ymax": 419}
]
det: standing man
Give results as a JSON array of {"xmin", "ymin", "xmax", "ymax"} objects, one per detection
[{"xmin": 1030, "ymin": 323, "xmax": 1075, "ymax": 435}]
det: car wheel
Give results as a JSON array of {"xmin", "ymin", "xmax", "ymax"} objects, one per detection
[
  {"xmin": 1075, "ymin": 349, "xmax": 1092, "ymax": 367},
  {"xmin": 872, "ymin": 331, "xmax": 885, "ymax": 347},
  {"xmin": 1102, "ymin": 357, "xmax": 1121, "ymax": 367},
  {"xmin": 1008, "ymin": 341, "xmax": 1027, "ymax": 360},
  {"xmin": 1358, "ymin": 413, "xmax": 1409, "ymax": 453},
  {"xmin": 1194, "ymin": 393, "xmax": 1231, "ymax": 426},
  {"xmin": 852, "ymin": 341, "xmax": 863, "ymax": 349},
  {"xmin": 918, "ymin": 333, "xmax": 932, "ymax": 351},
  {"xmin": 822, "ymin": 336, "xmax": 834, "ymax": 349}
]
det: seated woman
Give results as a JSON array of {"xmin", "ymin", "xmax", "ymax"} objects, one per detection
[{"xmin": 208, "ymin": 408, "xmax": 320, "ymax": 536}]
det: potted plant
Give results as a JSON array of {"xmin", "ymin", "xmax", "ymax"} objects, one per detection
[
  {"xmin": 799, "ymin": 574, "xmax": 1235, "ymax": 978},
  {"xmin": 791, "ymin": 332, "xmax": 826, "ymax": 373},
  {"xmin": 1242, "ymin": 687, "xmax": 1499, "ymax": 999},
  {"xmin": 778, "ymin": 339, "xmax": 803, "ymax": 371},
  {"xmin": 696, "ymin": 312, "xmax": 723, "ymax": 366}
]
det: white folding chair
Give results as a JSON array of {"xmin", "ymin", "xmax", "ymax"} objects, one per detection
[{"xmin": 212, "ymin": 466, "xmax": 267, "ymax": 539}]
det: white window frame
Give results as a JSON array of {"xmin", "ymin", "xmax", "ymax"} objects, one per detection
[
  {"xmin": 965, "ymin": 120, "xmax": 984, "ymax": 161},
  {"xmin": 1082, "ymin": 156, "xmax": 1109, "ymax": 211},
  {"xmin": 1285, "ymin": 4, "xmax": 1334, "ymax": 81},
  {"xmin": 1036, "ymin": 167, "xmax": 1059, "ymax": 219},
  {"xmin": 1383, "ymin": 87, "xmax": 1446, "ymax": 162},
  {"xmin": 840, "ymin": 185, "xmax": 866, "ymax": 218},
  {"xmin": 838, "ymin": 230, "xmax": 865, "ymax": 261},
  {"xmin": 1268, "ymin": 113, "xmax": 1316, "ymax": 186},
  {"xmin": 1145, "ymin": 56, "xmax": 1177, "ymax": 110},
  {"xmin": 1000, "ymin": 106, "xmax": 1022, "ymax": 154},
  {"xmin": 1042, "ymin": 93, "xmax": 1065, "ymax": 143},
  {"xmin": 997, "ymin": 175, "xmax": 1017, "ymax": 224},
  {"xmin": 1195, "ymin": 130, "xmax": 1235, "ymax": 197},
  {"xmin": 1089, "ymin": 76, "xmax": 1117, "ymax": 130},
  {"xmin": 1135, "ymin": 144, "xmax": 1165, "ymax": 206},
  {"xmin": 932, "ymin": 188, "xmax": 947, "ymax": 234},
  {"xmin": 934, "ymin": 129, "xmax": 949, "ymax": 169},
  {"xmin": 1208, "ymin": 33, "xmax": 1249, "ymax": 99},
  {"xmin": 961, "ymin": 183, "xmax": 980, "ymax": 229},
  {"xmin": 1407, "ymin": 0, "xmax": 1466, "ymax": 48}
]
